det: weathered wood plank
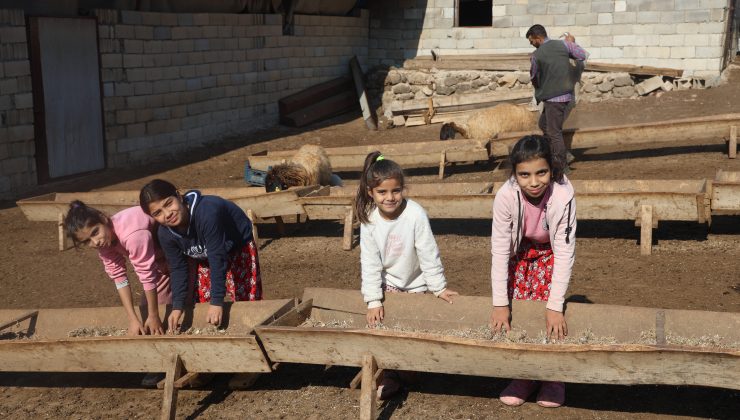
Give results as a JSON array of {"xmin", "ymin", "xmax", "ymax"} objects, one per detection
[
  {"xmin": 390, "ymin": 90, "xmax": 533, "ymax": 115},
  {"xmin": 712, "ymin": 170, "xmax": 740, "ymax": 214},
  {"xmin": 0, "ymin": 336, "xmax": 272, "ymax": 373},
  {"xmin": 281, "ymin": 90, "xmax": 358, "ymax": 127},
  {"xmin": 360, "ymin": 354, "xmax": 377, "ymax": 420},
  {"xmin": 350, "ymin": 56, "xmax": 377, "ymax": 130},
  {"xmin": 491, "ymin": 113, "xmax": 740, "ymax": 156},
  {"xmin": 160, "ymin": 353, "xmax": 183, "ymax": 420},
  {"xmin": 278, "ymin": 77, "xmax": 353, "ymax": 117}
]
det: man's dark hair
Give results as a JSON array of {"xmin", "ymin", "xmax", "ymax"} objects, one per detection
[{"xmin": 525, "ymin": 24, "xmax": 547, "ymax": 39}]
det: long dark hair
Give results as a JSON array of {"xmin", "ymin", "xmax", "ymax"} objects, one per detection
[
  {"xmin": 64, "ymin": 200, "xmax": 108, "ymax": 248},
  {"xmin": 139, "ymin": 179, "xmax": 179, "ymax": 215},
  {"xmin": 354, "ymin": 151, "xmax": 405, "ymax": 224},
  {"xmin": 509, "ymin": 135, "xmax": 563, "ymax": 183}
]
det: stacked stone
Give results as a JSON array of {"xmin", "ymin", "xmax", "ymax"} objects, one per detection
[{"xmin": 0, "ymin": 9, "xmax": 34, "ymax": 199}]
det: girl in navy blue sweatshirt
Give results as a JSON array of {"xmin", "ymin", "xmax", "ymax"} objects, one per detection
[{"xmin": 139, "ymin": 179, "xmax": 262, "ymax": 331}]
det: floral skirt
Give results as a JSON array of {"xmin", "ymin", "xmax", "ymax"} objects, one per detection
[
  {"xmin": 193, "ymin": 239, "xmax": 262, "ymax": 303},
  {"xmin": 507, "ymin": 239, "xmax": 554, "ymax": 302}
]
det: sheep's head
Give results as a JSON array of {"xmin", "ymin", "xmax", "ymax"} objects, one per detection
[
  {"xmin": 265, "ymin": 163, "xmax": 307, "ymax": 193},
  {"xmin": 439, "ymin": 122, "xmax": 457, "ymax": 140}
]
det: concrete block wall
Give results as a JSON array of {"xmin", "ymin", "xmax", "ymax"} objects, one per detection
[
  {"xmin": 96, "ymin": 9, "xmax": 369, "ymax": 168},
  {"xmin": 0, "ymin": 10, "xmax": 35, "ymax": 200},
  {"xmin": 368, "ymin": 0, "xmax": 730, "ymax": 77}
]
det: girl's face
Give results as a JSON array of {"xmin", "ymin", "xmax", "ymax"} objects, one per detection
[
  {"xmin": 147, "ymin": 195, "xmax": 189, "ymax": 227},
  {"xmin": 368, "ymin": 178, "xmax": 404, "ymax": 220},
  {"xmin": 75, "ymin": 220, "xmax": 114, "ymax": 249},
  {"xmin": 515, "ymin": 157, "xmax": 552, "ymax": 201}
]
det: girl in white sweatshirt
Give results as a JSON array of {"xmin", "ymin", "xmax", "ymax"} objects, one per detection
[{"xmin": 355, "ymin": 151, "xmax": 458, "ymax": 400}]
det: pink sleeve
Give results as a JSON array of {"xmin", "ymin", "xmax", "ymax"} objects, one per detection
[
  {"xmin": 120, "ymin": 229, "xmax": 161, "ymax": 291},
  {"xmin": 97, "ymin": 247, "xmax": 129, "ymax": 289},
  {"xmin": 547, "ymin": 199, "xmax": 577, "ymax": 312},
  {"xmin": 490, "ymin": 190, "xmax": 514, "ymax": 307}
]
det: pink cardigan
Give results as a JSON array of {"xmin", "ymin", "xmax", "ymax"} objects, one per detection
[
  {"xmin": 490, "ymin": 176, "xmax": 577, "ymax": 312},
  {"xmin": 97, "ymin": 206, "xmax": 169, "ymax": 293}
]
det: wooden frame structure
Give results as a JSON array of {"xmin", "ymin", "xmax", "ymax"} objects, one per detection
[
  {"xmin": 490, "ymin": 115, "xmax": 740, "ymax": 159},
  {"xmin": 0, "ymin": 299, "xmax": 296, "ymax": 420},
  {"xmin": 711, "ymin": 170, "xmax": 740, "ymax": 215},
  {"xmin": 16, "ymin": 186, "xmax": 320, "ymax": 251},
  {"xmin": 256, "ymin": 288, "xmax": 739, "ymax": 420},
  {"xmin": 247, "ymin": 140, "xmax": 490, "ymax": 179},
  {"xmin": 299, "ymin": 180, "xmax": 711, "ymax": 255}
]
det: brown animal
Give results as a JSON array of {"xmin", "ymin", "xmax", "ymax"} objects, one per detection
[
  {"xmin": 440, "ymin": 103, "xmax": 537, "ymax": 140},
  {"xmin": 265, "ymin": 145, "xmax": 333, "ymax": 192}
]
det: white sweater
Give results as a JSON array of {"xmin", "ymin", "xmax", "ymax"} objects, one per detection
[{"xmin": 360, "ymin": 199, "xmax": 447, "ymax": 308}]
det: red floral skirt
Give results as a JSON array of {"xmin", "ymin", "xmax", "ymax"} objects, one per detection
[
  {"xmin": 508, "ymin": 239, "xmax": 553, "ymax": 302},
  {"xmin": 193, "ymin": 239, "xmax": 262, "ymax": 303}
]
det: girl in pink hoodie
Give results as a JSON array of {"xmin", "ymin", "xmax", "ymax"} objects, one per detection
[
  {"xmin": 65, "ymin": 201, "xmax": 172, "ymax": 336},
  {"xmin": 490, "ymin": 135, "xmax": 576, "ymax": 408}
]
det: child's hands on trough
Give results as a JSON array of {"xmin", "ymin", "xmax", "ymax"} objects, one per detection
[
  {"xmin": 366, "ymin": 306, "xmax": 384, "ymax": 327},
  {"xmin": 437, "ymin": 288, "xmax": 459, "ymax": 303},
  {"xmin": 145, "ymin": 314, "xmax": 165, "ymax": 335},
  {"xmin": 167, "ymin": 309, "xmax": 183, "ymax": 333},
  {"xmin": 490, "ymin": 306, "xmax": 511, "ymax": 333},
  {"xmin": 546, "ymin": 309, "xmax": 568, "ymax": 340},
  {"xmin": 127, "ymin": 319, "xmax": 146, "ymax": 336},
  {"xmin": 206, "ymin": 305, "xmax": 223, "ymax": 327}
]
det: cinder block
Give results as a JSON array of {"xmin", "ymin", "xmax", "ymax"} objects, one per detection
[
  {"xmin": 635, "ymin": 35, "xmax": 660, "ymax": 46},
  {"xmin": 675, "ymin": 0, "xmax": 700, "ymax": 10},
  {"xmin": 12, "ymin": 93, "xmax": 32, "ymax": 109},
  {"xmin": 153, "ymin": 26, "xmax": 171, "ymax": 40},
  {"xmin": 636, "ymin": 11, "xmax": 661, "ymax": 23},
  {"xmin": 4, "ymin": 61, "xmax": 30, "ymax": 77},
  {"xmin": 597, "ymin": 13, "xmax": 613, "ymax": 24},
  {"xmin": 590, "ymin": 36, "xmax": 614, "ymax": 47},
  {"xmin": 134, "ymin": 25, "xmax": 154, "ymax": 40},
  {"xmin": 547, "ymin": 3, "xmax": 569, "ymax": 14},
  {"xmin": 613, "ymin": 12, "xmax": 636, "ymax": 24},
  {"xmin": 115, "ymin": 82, "xmax": 134, "ymax": 96},
  {"xmin": 553, "ymin": 15, "xmax": 575, "ymax": 26},
  {"xmin": 101, "ymin": 53, "xmax": 122, "ymax": 68},
  {"xmin": 177, "ymin": 40, "xmax": 195, "ymax": 52},
  {"xmin": 636, "ymin": 75, "xmax": 664, "ymax": 95},
  {"xmin": 160, "ymin": 13, "xmax": 178, "ymax": 26},
  {"xmin": 685, "ymin": 10, "xmax": 710, "ymax": 22},
  {"xmin": 123, "ymin": 54, "xmax": 142, "ymax": 68},
  {"xmin": 8, "ymin": 124, "xmax": 33, "ymax": 142},
  {"xmin": 670, "ymin": 46, "xmax": 695, "ymax": 58},
  {"xmin": 614, "ymin": 1, "xmax": 627, "ymax": 12},
  {"xmin": 698, "ymin": 22, "xmax": 725, "ymax": 34},
  {"xmin": 659, "ymin": 34, "xmax": 684, "ymax": 47},
  {"xmin": 695, "ymin": 46, "xmax": 722, "ymax": 58},
  {"xmin": 591, "ymin": 1, "xmax": 614, "ymax": 12},
  {"xmin": 0, "ymin": 27, "xmax": 26, "ymax": 43},
  {"xmin": 124, "ymin": 39, "xmax": 143, "ymax": 54},
  {"xmin": 600, "ymin": 47, "xmax": 624, "ymax": 59},
  {"xmin": 0, "ymin": 79, "xmax": 18, "ymax": 95},
  {"xmin": 121, "ymin": 10, "xmax": 143, "ymax": 25},
  {"xmin": 178, "ymin": 14, "xmax": 195, "ymax": 26},
  {"xmin": 613, "ymin": 35, "xmax": 636, "ymax": 47},
  {"xmin": 684, "ymin": 34, "xmax": 710, "ymax": 46},
  {"xmin": 117, "ymin": 110, "xmax": 136, "ymax": 124}
]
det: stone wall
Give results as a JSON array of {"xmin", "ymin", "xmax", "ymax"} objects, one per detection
[
  {"xmin": 368, "ymin": 0, "xmax": 730, "ymax": 77},
  {"xmin": 0, "ymin": 8, "xmax": 368, "ymax": 199},
  {"xmin": 96, "ymin": 9, "xmax": 369, "ymax": 168},
  {"xmin": 0, "ymin": 10, "xmax": 35, "ymax": 200}
]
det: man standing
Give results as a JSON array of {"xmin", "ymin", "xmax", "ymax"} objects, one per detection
[{"xmin": 526, "ymin": 24, "xmax": 588, "ymax": 172}]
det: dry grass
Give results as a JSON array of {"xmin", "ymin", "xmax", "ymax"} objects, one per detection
[{"xmin": 68, "ymin": 326, "xmax": 127, "ymax": 337}]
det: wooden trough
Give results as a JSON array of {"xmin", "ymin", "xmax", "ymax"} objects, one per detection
[
  {"xmin": 16, "ymin": 186, "xmax": 320, "ymax": 251},
  {"xmin": 711, "ymin": 170, "xmax": 740, "ymax": 215},
  {"xmin": 256, "ymin": 288, "xmax": 740, "ymax": 420},
  {"xmin": 298, "ymin": 180, "xmax": 711, "ymax": 255},
  {"xmin": 0, "ymin": 299, "xmax": 296, "ymax": 420},
  {"xmin": 490, "ymin": 114, "xmax": 740, "ymax": 159},
  {"xmin": 247, "ymin": 140, "xmax": 491, "ymax": 179}
]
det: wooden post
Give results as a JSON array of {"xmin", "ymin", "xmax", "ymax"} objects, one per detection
[
  {"xmin": 58, "ymin": 213, "xmax": 66, "ymax": 251},
  {"xmin": 274, "ymin": 216, "xmax": 286, "ymax": 236},
  {"xmin": 160, "ymin": 353, "xmax": 184, "ymax": 420},
  {"xmin": 350, "ymin": 367, "xmax": 383, "ymax": 390},
  {"xmin": 438, "ymin": 150, "xmax": 446, "ymax": 179},
  {"xmin": 342, "ymin": 206, "xmax": 355, "ymax": 251},
  {"xmin": 729, "ymin": 126, "xmax": 737, "ymax": 159},
  {"xmin": 349, "ymin": 56, "xmax": 378, "ymax": 130},
  {"xmin": 638, "ymin": 205, "xmax": 654, "ymax": 256},
  {"xmin": 359, "ymin": 354, "xmax": 377, "ymax": 420},
  {"xmin": 246, "ymin": 209, "xmax": 259, "ymax": 248}
]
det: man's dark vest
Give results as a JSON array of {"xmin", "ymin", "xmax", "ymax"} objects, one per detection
[{"xmin": 532, "ymin": 40, "xmax": 578, "ymax": 103}]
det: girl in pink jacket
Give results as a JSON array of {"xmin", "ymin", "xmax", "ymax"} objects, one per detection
[
  {"xmin": 489, "ymin": 135, "xmax": 576, "ymax": 408},
  {"xmin": 65, "ymin": 201, "xmax": 171, "ymax": 336}
]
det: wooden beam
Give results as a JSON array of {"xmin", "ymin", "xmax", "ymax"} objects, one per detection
[
  {"xmin": 280, "ymin": 90, "xmax": 358, "ymax": 127},
  {"xmin": 160, "ymin": 353, "xmax": 183, "ymax": 420},
  {"xmin": 637, "ymin": 205, "xmax": 655, "ymax": 256},
  {"xmin": 350, "ymin": 56, "xmax": 377, "ymax": 130},
  {"xmin": 730, "ymin": 125, "xmax": 737, "ymax": 159},
  {"xmin": 390, "ymin": 90, "xmax": 533, "ymax": 115},
  {"xmin": 266, "ymin": 299, "xmax": 313, "ymax": 328},
  {"xmin": 278, "ymin": 77, "xmax": 354, "ymax": 117},
  {"xmin": 711, "ymin": 170, "xmax": 740, "ymax": 214},
  {"xmin": 342, "ymin": 206, "xmax": 355, "ymax": 251},
  {"xmin": 359, "ymin": 354, "xmax": 377, "ymax": 420},
  {"xmin": 490, "ymin": 113, "xmax": 740, "ymax": 157},
  {"xmin": 57, "ymin": 213, "xmax": 66, "ymax": 251},
  {"xmin": 438, "ymin": 150, "xmax": 446, "ymax": 180},
  {"xmin": 156, "ymin": 371, "xmax": 214, "ymax": 390}
]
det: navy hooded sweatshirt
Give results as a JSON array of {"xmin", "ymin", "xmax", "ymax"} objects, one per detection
[{"xmin": 158, "ymin": 190, "xmax": 253, "ymax": 310}]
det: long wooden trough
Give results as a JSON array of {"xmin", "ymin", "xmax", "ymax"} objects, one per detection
[
  {"xmin": 247, "ymin": 140, "xmax": 491, "ymax": 179},
  {"xmin": 299, "ymin": 180, "xmax": 711, "ymax": 255},
  {"xmin": 16, "ymin": 186, "xmax": 320, "ymax": 251},
  {"xmin": 711, "ymin": 170, "xmax": 740, "ymax": 215},
  {"xmin": 0, "ymin": 299, "xmax": 296, "ymax": 419},
  {"xmin": 490, "ymin": 113, "xmax": 740, "ymax": 158},
  {"xmin": 256, "ymin": 288, "xmax": 740, "ymax": 419}
]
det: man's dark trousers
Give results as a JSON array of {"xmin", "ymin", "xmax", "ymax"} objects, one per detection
[{"xmin": 538, "ymin": 101, "xmax": 572, "ymax": 169}]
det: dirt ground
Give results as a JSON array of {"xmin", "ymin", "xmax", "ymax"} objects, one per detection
[{"xmin": 2, "ymin": 66, "xmax": 740, "ymax": 418}]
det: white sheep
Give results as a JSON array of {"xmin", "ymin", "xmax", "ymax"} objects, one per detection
[
  {"xmin": 440, "ymin": 103, "xmax": 537, "ymax": 140},
  {"xmin": 265, "ymin": 145, "xmax": 336, "ymax": 192}
]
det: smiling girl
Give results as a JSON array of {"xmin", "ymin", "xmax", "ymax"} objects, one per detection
[
  {"xmin": 355, "ymin": 151, "xmax": 458, "ymax": 400},
  {"xmin": 64, "ymin": 201, "xmax": 171, "ymax": 336},
  {"xmin": 489, "ymin": 135, "xmax": 577, "ymax": 408},
  {"xmin": 139, "ymin": 179, "xmax": 262, "ymax": 332}
]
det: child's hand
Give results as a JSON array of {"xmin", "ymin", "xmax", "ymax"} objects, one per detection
[
  {"xmin": 144, "ymin": 315, "xmax": 165, "ymax": 335},
  {"xmin": 546, "ymin": 309, "xmax": 568, "ymax": 340},
  {"xmin": 167, "ymin": 309, "xmax": 183, "ymax": 333},
  {"xmin": 437, "ymin": 288, "xmax": 459, "ymax": 304},
  {"xmin": 206, "ymin": 305, "xmax": 223, "ymax": 327},
  {"xmin": 366, "ymin": 306, "xmax": 384, "ymax": 327},
  {"xmin": 490, "ymin": 306, "xmax": 511, "ymax": 333},
  {"xmin": 127, "ymin": 320, "xmax": 146, "ymax": 336}
]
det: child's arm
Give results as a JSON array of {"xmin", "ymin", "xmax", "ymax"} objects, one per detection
[
  {"xmin": 158, "ymin": 230, "xmax": 189, "ymax": 332},
  {"xmin": 116, "ymin": 285, "xmax": 146, "ymax": 336},
  {"xmin": 547, "ymin": 199, "xmax": 577, "ymax": 339},
  {"xmin": 200, "ymin": 213, "xmax": 234, "ymax": 326},
  {"xmin": 360, "ymin": 224, "xmax": 384, "ymax": 318},
  {"xmin": 121, "ymin": 229, "xmax": 165, "ymax": 334},
  {"xmin": 490, "ymin": 193, "xmax": 514, "ymax": 332},
  {"xmin": 413, "ymin": 210, "xmax": 452, "ymax": 300},
  {"xmin": 97, "ymin": 247, "xmax": 130, "ymax": 290}
]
